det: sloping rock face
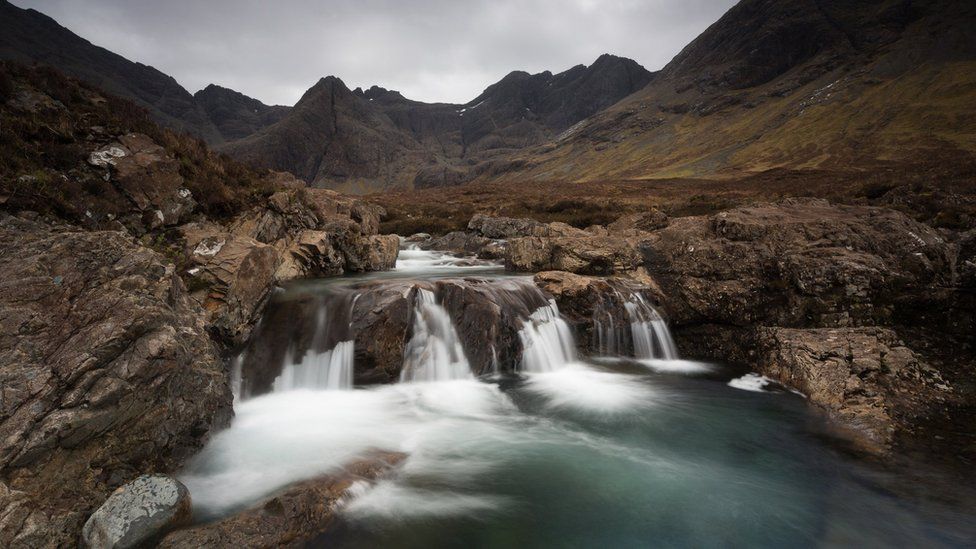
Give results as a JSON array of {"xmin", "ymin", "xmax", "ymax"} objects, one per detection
[
  {"xmin": 0, "ymin": 215, "xmax": 231, "ymax": 547},
  {"xmin": 631, "ymin": 198, "xmax": 967, "ymax": 450},
  {"xmin": 157, "ymin": 452, "xmax": 406, "ymax": 548},
  {"xmin": 179, "ymin": 186, "xmax": 398, "ymax": 347},
  {"xmin": 640, "ymin": 198, "xmax": 953, "ymax": 334},
  {"xmin": 756, "ymin": 327, "xmax": 951, "ymax": 451}
]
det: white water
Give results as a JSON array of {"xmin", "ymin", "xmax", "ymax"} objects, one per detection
[
  {"xmin": 395, "ymin": 247, "xmax": 497, "ymax": 273},
  {"xmin": 519, "ymin": 299, "xmax": 577, "ymax": 372},
  {"xmin": 270, "ymin": 296, "xmax": 356, "ymax": 392},
  {"xmin": 274, "ymin": 341, "xmax": 355, "ymax": 391},
  {"xmin": 624, "ymin": 293, "xmax": 678, "ymax": 360},
  {"xmin": 400, "ymin": 289, "xmax": 473, "ymax": 382}
]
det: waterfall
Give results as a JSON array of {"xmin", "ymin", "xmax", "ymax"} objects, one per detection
[
  {"xmin": 519, "ymin": 299, "xmax": 577, "ymax": 372},
  {"xmin": 400, "ymin": 288, "xmax": 473, "ymax": 382},
  {"xmin": 272, "ymin": 295, "xmax": 356, "ymax": 392},
  {"xmin": 623, "ymin": 293, "xmax": 678, "ymax": 360},
  {"xmin": 230, "ymin": 352, "xmax": 244, "ymax": 403}
]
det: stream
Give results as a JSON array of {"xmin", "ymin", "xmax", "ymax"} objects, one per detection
[{"xmin": 177, "ymin": 247, "xmax": 976, "ymax": 548}]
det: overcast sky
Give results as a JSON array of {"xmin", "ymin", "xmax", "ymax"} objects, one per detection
[{"xmin": 13, "ymin": 0, "xmax": 736, "ymax": 106}]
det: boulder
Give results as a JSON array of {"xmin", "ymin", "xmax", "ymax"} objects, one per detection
[
  {"xmin": 756, "ymin": 327, "xmax": 952, "ymax": 452},
  {"xmin": 419, "ymin": 231, "xmax": 492, "ymax": 255},
  {"xmin": 274, "ymin": 230, "xmax": 345, "ymax": 280},
  {"xmin": 608, "ymin": 209, "xmax": 669, "ymax": 233},
  {"xmin": 88, "ymin": 133, "xmax": 196, "ymax": 233},
  {"xmin": 507, "ymin": 234, "xmax": 644, "ymax": 275},
  {"xmin": 181, "ymin": 223, "xmax": 280, "ymax": 346},
  {"xmin": 232, "ymin": 187, "xmax": 386, "ymax": 244},
  {"xmin": 468, "ymin": 214, "xmax": 543, "ymax": 239},
  {"xmin": 82, "ymin": 475, "xmax": 191, "ymax": 549},
  {"xmin": 157, "ymin": 452, "xmax": 406, "ymax": 548},
  {"xmin": 0, "ymin": 215, "xmax": 231, "ymax": 546}
]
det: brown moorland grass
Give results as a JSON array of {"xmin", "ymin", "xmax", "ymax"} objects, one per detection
[{"xmin": 374, "ymin": 155, "xmax": 976, "ymax": 236}]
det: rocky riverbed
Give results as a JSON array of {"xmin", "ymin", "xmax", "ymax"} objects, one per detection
[{"xmin": 2, "ymin": 193, "xmax": 974, "ymax": 545}]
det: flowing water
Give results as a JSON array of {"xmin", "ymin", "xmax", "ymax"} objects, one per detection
[{"xmin": 181, "ymin": 247, "xmax": 976, "ymax": 548}]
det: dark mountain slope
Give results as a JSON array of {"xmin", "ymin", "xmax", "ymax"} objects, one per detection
[
  {"xmin": 195, "ymin": 84, "xmax": 290, "ymax": 141},
  {"xmin": 0, "ymin": 0, "xmax": 223, "ymax": 143},
  {"xmin": 219, "ymin": 76, "xmax": 434, "ymax": 192},
  {"xmin": 495, "ymin": 0, "xmax": 976, "ymax": 182},
  {"xmin": 222, "ymin": 55, "xmax": 653, "ymax": 190}
]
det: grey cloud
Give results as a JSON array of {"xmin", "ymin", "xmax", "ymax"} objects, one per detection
[{"xmin": 12, "ymin": 0, "xmax": 737, "ymax": 105}]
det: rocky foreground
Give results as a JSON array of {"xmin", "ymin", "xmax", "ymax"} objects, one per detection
[{"xmin": 0, "ymin": 125, "xmax": 397, "ymax": 545}]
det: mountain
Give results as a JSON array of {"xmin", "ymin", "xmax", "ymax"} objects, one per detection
[
  {"xmin": 194, "ymin": 84, "xmax": 290, "ymax": 141},
  {"xmin": 220, "ymin": 56, "xmax": 653, "ymax": 191},
  {"xmin": 493, "ymin": 0, "xmax": 976, "ymax": 182},
  {"xmin": 0, "ymin": 0, "xmax": 223, "ymax": 143}
]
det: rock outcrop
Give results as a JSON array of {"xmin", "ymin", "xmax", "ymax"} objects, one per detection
[
  {"xmin": 87, "ymin": 133, "xmax": 197, "ymax": 234},
  {"xmin": 82, "ymin": 475, "xmax": 192, "ymax": 549},
  {"xmin": 0, "ymin": 215, "xmax": 231, "ymax": 547},
  {"xmin": 533, "ymin": 270, "xmax": 666, "ymax": 356},
  {"xmin": 488, "ymin": 198, "xmax": 968, "ymax": 452},
  {"xmin": 629, "ymin": 198, "xmax": 964, "ymax": 450},
  {"xmin": 507, "ymin": 234, "xmax": 644, "ymax": 275},
  {"xmin": 180, "ymin": 186, "xmax": 398, "ymax": 346},
  {"xmin": 756, "ymin": 327, "xmax": 951, "ymax": 451},
  {"xmin": 639, "ymin": 198, "xmax": 953, "ymax": 333},
  {"xmin": 157, "ymin": 452, "xmax": 406, "ymax": 547}
]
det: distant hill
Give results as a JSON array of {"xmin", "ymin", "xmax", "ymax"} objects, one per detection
[
  {"xmin": 219, "ymin": 55, "xmax": 653, "ymax": 191},
  {"xmin": 492, "ymin": 0, "xmax": 976, "ymax": 182},
  {"xmin": 0, "ymin": 0, "xmax": 224, "ymax": 143}
]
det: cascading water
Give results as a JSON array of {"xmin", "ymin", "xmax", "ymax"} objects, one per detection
[
  {"xmin": 400, "ymin": 288, "xmax": 473, "ymax": 382},
  {"xmin": 624, "ymin": 293, "xmax": 678, "ymax": 360},
  {"xmin": 272, "ymin": 295, "xmax": 357, "ymax": 392},
  {"xmin": 180, "ymin": 246, "xmax": 969, "ymax": 548},
  {"xmin": 518, "ymin": 299, "xmax": 577, "ymax": 372}
]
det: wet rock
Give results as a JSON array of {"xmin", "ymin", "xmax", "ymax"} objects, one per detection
[
  {"xmin": 158, "ymin": 452, "xmax": 406, "ymax": 548},
  {"xmin": 437, "ymin": 278, "xmax": 550, "ymax": 374},
  {"xmin": 82, "ymin": 475, "xmax": 191, "ymax": 549},
  {"xmin": 534, "ymin": 271, "xmax": 666, "ymax": 356},
  {"xmin": 419, "ymin": 230, "xmax": 492, "ymax": 255},
  {"xmin": 0, "ymin": 215, "xmax": 231, "ymax": 546},
  {"xmin": 756, "ymin": 327, "xmax": 951, "ymax": 452},
  {"xmin": 181, "ymin": 223, "xmax": 280, "ymax": 346}
]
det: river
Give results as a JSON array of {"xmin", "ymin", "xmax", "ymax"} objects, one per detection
[{"xmin": 176, "ymin": 247, "xmax": 975, "ymax": 547}]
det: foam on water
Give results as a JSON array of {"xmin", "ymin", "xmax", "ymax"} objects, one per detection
[
  {"xmin": 180, "ymin": 379, "xmax": 516, "ymax": 518},
  {"xmin": 395, "ymin": 247, "xmax": 497, "ymax": 273},
  {"xmin": 728, "ymin": 373, "xmax": 775, "ymax": 392},
  {"xmin": 638, "ymin": 358, "xmax": 714, "ymax": 374},
  {"xmin": 343, "ymin": 482, "xmax": 512, "ymax": 522},
  {"xmin": 523, "ymin": 363, "xmax": 655, "ymax": 414}
]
